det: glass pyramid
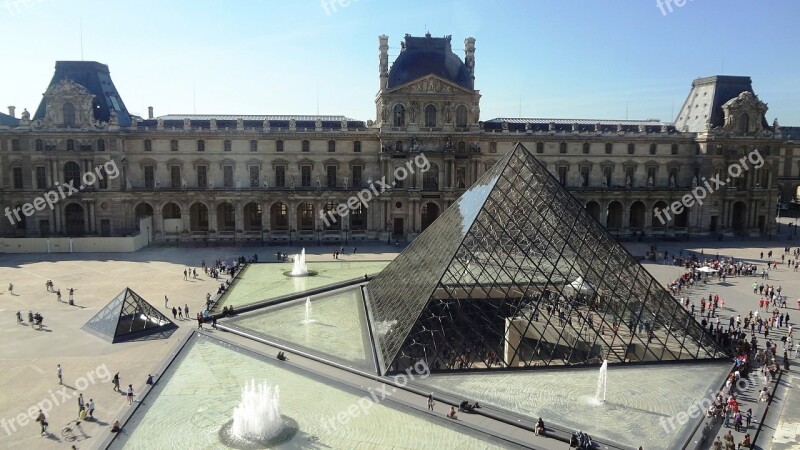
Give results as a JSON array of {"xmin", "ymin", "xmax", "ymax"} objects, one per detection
[
  {"xmin": 82, "ymin": 287, "xmax": 177, "ymax": 343},
  {"xmin": 365, "ymin": 143, "xmax": 728, "ymax": 375}
]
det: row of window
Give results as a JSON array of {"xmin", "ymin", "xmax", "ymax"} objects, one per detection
[
  {"xmin": 11, "ymin": 162, "xmax": 108, "ymax": 190},
  {"xmin": 9, "ymin": 138, "xmax": 107, "ymax": 152},
  {"xmin": 535, "ymin": 142, "xmax": 680, "ymax": 155},
  {"xmin": 143, "ymin": 139, "xmax": 363, "ymax": 153},
  {"xmin": 142, "ymin": 165, "xmax": 365, "ymax": 190},
  {"xmin": 392, "ymin": 103, "xmax": 470, "ymax": 128}
]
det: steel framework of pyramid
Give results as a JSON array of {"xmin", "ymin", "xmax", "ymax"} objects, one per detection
[
  {"xmin": 82, "ymin": 287, "xmax": 177, "ymax": 343},
  {"xmin": 365, "ymin": 143, "xmax": 728, "ymax": 375}
]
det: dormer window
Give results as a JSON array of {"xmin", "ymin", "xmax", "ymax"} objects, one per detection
[{"xmin": 63, "ymin": 102, "xmax": 76, "ymax": 126}]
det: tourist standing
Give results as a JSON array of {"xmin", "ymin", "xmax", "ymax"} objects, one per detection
[
  {"xmin": 184, "ymin": 304, "xmax": 189, "ymax": 318},
  {"xmin": 427, "ymin": 393, "xmax": 435, "ymax": 410},
  {"xmin": 77, "ymin": 393, "xmax": 84, "ymax": 415},
  {"xmin": 127, "ymin": 385, "xmax": 134, "ymax": 405},
  {"xmin": 87, "ymin": 399, "xmax": 94, "ymax": 418},
  {"xmin": 57, "ymin": 364, "xmax": 62, "ymax": 385},
  {"xmin": 8, "ymin": 283, "xmax": 13, "ymax": 294},
  {"xmin": 164, "ymin": 295, "xmax": 169, "ymax": 308},
  {"xmin": 172, "ymin": 307, "xmax": 178, "ymax": 320}
]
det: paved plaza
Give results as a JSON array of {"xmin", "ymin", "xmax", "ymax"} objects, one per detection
[{"xmin": 0, "ymin": 239, "xmax": 798, "ymax": 449}]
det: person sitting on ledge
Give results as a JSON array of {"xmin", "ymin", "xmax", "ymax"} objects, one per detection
[
  {"xmin": 534, "ymin": 417, "xmax": 545, "ymax": 436},
  {"xmin": 111, "ymin": 419, "xmax": 121, "ymax": 433},
  {"xmin": 740, "ymin": 433, "xmax": 751, "ymax": 448},
  {"xmin": 458, "ymin": 400, "xmax": 480, "ymax": 412},
  {"xmin": 277, "ymin": 351, "xmax": 287, "ymax": 361},
  {"xmin": 447, "ymin": 406, "xmax": 457, "ymax": 419}
]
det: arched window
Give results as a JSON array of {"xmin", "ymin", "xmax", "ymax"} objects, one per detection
[
  {"xmin": 739, "ymin": 113, "xmax": 749, "ymax": 133},
  {"xmin": 393, "ymin": 104, "xmax": 405, "ymax": 127},
  {"xmin": 424, "ymin": 105, "xmax": 437, "ymax": 127},
  {"xmin": 455, "ymin": 105, "xmax": 468, "ymax": 127},
  {"xmin": 323, "ymin": 202, "xmax": 341, "ymax": 230},
  {"xmin": 63, "ymin": 162, "xmax": 81, "ymax": 187},
  {"xmin": 423, "ymin": 163, "xmax": 439, "ymax": 191},
  {"xmin": 63, "ymin": 102, "xmax": 75, "ymax": 126}
]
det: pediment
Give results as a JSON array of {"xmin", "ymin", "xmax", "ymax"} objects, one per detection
[{"xmin": 388, "ymin": 75, "xmax": 472, "ymax": 95}]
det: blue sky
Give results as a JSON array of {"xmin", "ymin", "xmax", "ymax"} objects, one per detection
[{"xmin": 2, "ymin": 0, "xmax": 798, "ymax": 124}]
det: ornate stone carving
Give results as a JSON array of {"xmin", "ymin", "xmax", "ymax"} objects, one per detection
[
  {"xmin": 341, "ymin": 119, "xmax": 348, "ymax": 130},
  {"xmin": 20, "ymin": 109, "xmax": 30, "ymax": 121},
  {"xmin": 409, "ymin": 101, "xmax": 419, "ymax": 123},
  {"xmin": 315, "ymin": 118, "xmax": 322, "ymax": 129},
  {"xmin": 470, "ymin": 104, "xmax": 480, "ymax": 122},
  {"xmin": 237, "ymin": 117, "xmax": 244, "ymax": 130},
  {"xmin": 405, "ymin": 77, "xmax": 456, "ymax": 94},
  {"xmin": 289, "ymin": 118, "xmax": 296, "ymax": 130},
  {"xmin": 443, "ymin": 101, "xmax": 453, "ymax": 123},
  {"xmin": 210, "ymin": 118, "xmax": 217, "ymax": 131},
  {"xmin": 41, "ymin": 79, "xmax": 96, "ymax": 128},
  {"xmin": 722, "ymin": 91, "xmax": 768, "ymax": 133}
]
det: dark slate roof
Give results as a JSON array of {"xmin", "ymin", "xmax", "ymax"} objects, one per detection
[
  {"xmin": 483, "ymin": 118, "xmax": 676, "ymax": 133},
  {"xmin": 0, "ymin": 111, "xmax": 19, "ymax": 127},
  {"xmin": 33, "ymin": 61, "xmax": 133, "ymax": 126},
  {"xmin": 137, "ymin": 115, "xmax": 367, "ymax": 131},
  {"xmin": 157, "ymin": 114, "xmax": 355, "ymax": 121},
  {"xmin": 781, "ymin": 126, "xmax": 800, "ymax": 141},
  {"xmin": 388, "ymin": 33, "xmax": 473, "ymax": 90},
  {"xmin": 673, "ymin": 76, "xmax": 769, "ymax": 133}
]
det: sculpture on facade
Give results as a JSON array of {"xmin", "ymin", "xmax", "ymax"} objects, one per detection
[
  {"xmin": 648, "ymin": 175, "xmax": 654, "ymax": 187},
  {"xmin": 669, "ymin": 174, "xmax": 676, "ymax": 188},
  {"xmin": 443, "ymin": 101, "xmax": 453, "ymax": 123},
  {"xmin": 409, "ymin": 101, "xmax": 419, "ymax": 123},
  {"xmin": 20, "ymin": 109, "xmax": 30, "ymax": 121},
  {"xmin": 263, "ymin": 176, "xmax": 268, "ymax": 188}
]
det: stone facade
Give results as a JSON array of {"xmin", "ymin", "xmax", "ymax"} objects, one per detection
[{"xmin": 0, "ymin": 34, "xmax": 792, "ymax": 244}]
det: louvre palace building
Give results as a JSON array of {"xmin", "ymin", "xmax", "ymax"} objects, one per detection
[{"xmin": 1, "ymin": 32, "xmax": 799, "ymax": 245}]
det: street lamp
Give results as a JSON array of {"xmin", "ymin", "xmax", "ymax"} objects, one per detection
[{"xmin": 343, "ymin": 226, "xmax": 349, "ymax": 246}]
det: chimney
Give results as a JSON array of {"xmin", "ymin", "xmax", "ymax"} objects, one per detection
[
  {"xmin": 464, "ymin": 37, "xmax": 476, "ymax": 81},
  {"xmin": 7, "ymin": 106, "xmax": 15, "ymax": 118},
  {"xmin": 379, "ymin": 35, "xmax": 389, "ymax": 91},
  {"xmin": 148, "ymin": 106, "xmax": 154, "ymax": 119}
]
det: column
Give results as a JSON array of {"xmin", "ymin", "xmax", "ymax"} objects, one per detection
[
  {"xmin": 261, "ymin": 202, "xmax": 270, "ymax": 230},
  {"xmin": 234, "ymin": 201, "xmax": 244, "ymax": 232},
  {"xmin": 598, "ymin": 202, "xmax": 608, "ymax": 227},
  {"xmin": 622, "ymin": 202, "xmax": 631, "ymax": 232},
  {"xmin": 154, "ymin": 206, "xmax": 163, "ymax": 235},
  {"xmin": 83, "ymin": 203, "xmax": 90, "ymax": 234},
  {"xmin": 208, "ymin": 204, "xmax": 218, "ymax": 232}
]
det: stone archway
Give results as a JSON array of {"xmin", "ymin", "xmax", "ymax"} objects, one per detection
[
  {"xmin": 189, "ymin": 202, "xmax": 209, "ymax": 232},
  {"xmin": 585, "ymin": 201, "xmax": 601, "ymax": 222},
  {"xmin": 606, "ymin": 201, "xmax": 623, "ymax": 229},
  {"xmin": 64, "ymin": 203, "xmax": 85, "ymax": 236},
  {"xmin": 629, "ymin": 201, "xmax": 646, "ymax": 230},
  {"xmin": 421, "ymin": 202, "xmax": 440, "ymax": 231},
  {"xmin": 732, "ymin": 201, "xmax": 747, "ymax": 232}
]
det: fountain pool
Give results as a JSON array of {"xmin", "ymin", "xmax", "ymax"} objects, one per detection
[
  {"xmin": 420, "ymin": 361, "xmax": 730, "ymax": 450},
  {"xmin": 227, "ymin": 286, "xmax": 374, "ymax": 371},
  {"xmin": 213, "ymin": 260, "xmax": 390, "ymax": 311},
  {"xmin": 111, "ymin": 334, "xmax": 520, "ymax": 449}
]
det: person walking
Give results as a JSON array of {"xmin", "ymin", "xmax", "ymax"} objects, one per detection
[
  {"xmin": 87, "ymin": 399, "xmax": 95, "ymax": 418},
  {"xmin": 57, "ymin": 364, "xmax": 62, "ymax": 385},
  {"xmin": 177, "ymin": 307, "xmax": 183, "ymax": 319},
  {"xmin": 171, "ymin": 307, "xmax": 178, "ymax": 320},
  {"xmin": 427, "ymin": 393, "xmax": 435, "ymax": 410},
  {"xmin": 77, "ymin": 393, "xmax": 84, "ymax": 415},
  {"xmin": 164, "ymin": 295, "xmax": 169, "ymax": 308},
  {"xmin": 8, "ymin": 283, "xmax": 13, "ymax": 294},
  {"xmin": 68, "ymin": 288, "xmax": 75, "ymax": 304},
  {"xmin": 184, "ymin": 304, "xmax": 189, "ymax": 318},
  {"xmin": 112, "ymin": 372, "xmax": 121, "ymax": 392},
  {"xmin": 35, "ymin": 410, "xmax": 47, "ymax": 435},
  {"xmin": 126, "ymin": 385, "xmax": 134, "ymax": 405}
]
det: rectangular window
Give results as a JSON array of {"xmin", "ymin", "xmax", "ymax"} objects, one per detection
[
  {"xmin": 302, "ymin": 140, "xmax": 309, "ymax": 152},
  {"xmin": 603, "ymin": 167, "xmax": 612, "ymax": 186},
  {"xmin": 13, "ymin": 167, "xmax": 23, "ymax": 189},
  {"xmin": 35, "ymin": 139, "xmax": 43, "ymax": 151},
  {"xmin": 67, "ymin": 139, "xmax": 75, "ymax": 151},
  {"xmin": 94, "ymin": 167, "xmax": 107, "ymax": 189},
  {"xmin": 250, "ymin": 140, "xmax": 258, "ymax": 152},
  {"xmin": 275, "ymin": 166, "xmax": 286, "ymax": 187},
  {"xmin": 276, "ymin": 140, "xmax": 284, "ymax": 152},
  {"xmin": 35, "ymin": 166, "xmax": 47, "ymax": 189},
  {"xmin": 170, "ymin": 166, "xmax": 181, "ymax": 188},
  {"xmin": 224, "ymin": 140, "xmax": 232, "ymax": 152},
  {"xmin": 580, "ymin": 167, "xmax": 590, "ymax": 187},
  {"xmin": 557, "ymin": 166, "xmax": 567, "ymax": 186},
  {"xmin": 197, "ymin": 166, "xmax": 207, "ymax": 188},
  {"xmin": 100, "ymin": 219, "xmax": 111, "ymax": 237},
  {"xmin": 144, "ymin": 140, "xmax": 152, "ymax": 151},
  {"xmin": 11, "ymin": 139, "xmax": 20, "ymax": 151},
  {"xmin": 647, "ymin": 167, "xmax": 656, "ymax": 186},
  {"xmin": 326, "ymin": 166, "xmax": 337, "ymax": 187},
  {"xmin": 197, "ymin": 140, "xmax": 205, "ymax": 152},
  {"xmin": 353, "ymin": 141, "xmax": 361, "ymax": 153},
  {"xmin": 328, "ymin": 140, "xmax": 336, "ymax": 152},
  {"xmin": 605, "ymin": 143, "xmax": 612, "ymax": 154},
  {"xmin": 301, "ymin": 165, "xmax": 312, "ymax": 187},
  {"xmin": 559, "ymin": 142, "xmax": 567, "ymax": 154},
  {"xmin": 249, "ymin": 165, "xmax": 260, "ymax": 187},
  {"xmin": 144, "ymin": 165, "xmax": 155, "ymax": 188},
  {"xmin": 223, "ymin": 165, "xmax": 234, "ymax": 187},
  {"xmin": 352, "ymin": 165, "xmax": 363, "ymax": 187},
  {"xmin": 627, "ymin": 143, "xmax": 635, "ymax": 155},
  {"xmin": 171, "ymin": 139, "xmax": 179, "ymax": 151},
  {"xmin": 97, "ymin": 139, "xmax": 106, "ymax": 152}
]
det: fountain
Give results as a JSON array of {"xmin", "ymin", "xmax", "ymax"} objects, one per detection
[
  {"xmin": 301, "ymin": 297, "xmax": 315, "ymax": 324},
  {"xmin": 290, "ymin": 249, "xmax": 308, "ymax": 276},
  {"xmin": 595, "ymin": 360, "xmax": 608, "ymax": 404},
  {"xmin": 219, "ymin": 379, "xmax": 298, "ymax": 449}
]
